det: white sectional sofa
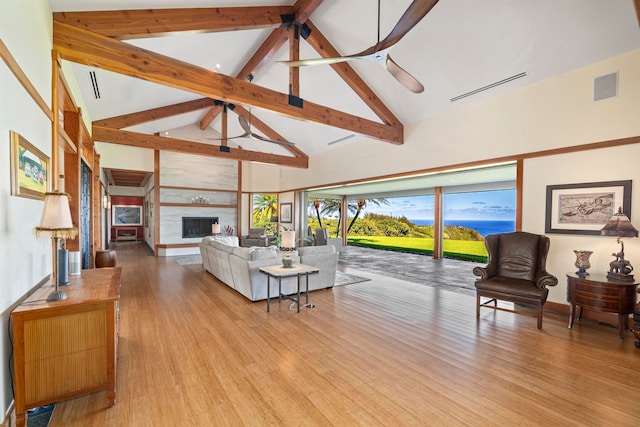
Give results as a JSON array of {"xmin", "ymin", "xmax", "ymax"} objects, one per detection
[{"xmin": 199, "ymin": 236, "xmax": 338, "ymax": 301}]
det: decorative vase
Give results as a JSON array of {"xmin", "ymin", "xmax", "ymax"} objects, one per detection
[
  {"xmin": 282, "ymin": 254, "xmax": 294, "ymax": 268},
  {"xmin": 574, "ymin": 250, "xmax": 593, "ymax": 276}
]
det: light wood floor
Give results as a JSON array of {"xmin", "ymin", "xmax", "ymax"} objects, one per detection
[{"xmin": 50, "ymin": 243, "xmax": 640, "ymax": 426}]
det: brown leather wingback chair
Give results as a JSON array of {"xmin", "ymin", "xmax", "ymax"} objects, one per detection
[{"xmin": 473, "ymin": 231, "xmax": 558, "ymax": 329}]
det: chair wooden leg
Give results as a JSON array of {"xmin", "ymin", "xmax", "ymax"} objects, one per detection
[
  {"xmin": 537, "ymin": 306, "xmax": 543, "ymax": 329},
  {"xmin": 476, "ymin": 294, "xmax": 480, "ymax": 318}
]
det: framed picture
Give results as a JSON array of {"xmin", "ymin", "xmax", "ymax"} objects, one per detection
[
  {"xmin": 545, "ymin": 180, "xmax": 631, "ymax": 235},
  {"xmin": 10, "ymin": 130, "xmax": 50, "ymax": 200},
  {"xmin": 112, "ymin": 205, "xmax": 143, "ymax": 226},
  {"xmin": 280, "ymin": 202, "xmax": 292, "ymax": 223}
]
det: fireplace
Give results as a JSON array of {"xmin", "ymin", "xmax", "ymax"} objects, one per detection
[{"xmin": 182, "ymin": 217, "xmax": 219, "ymax": 238}]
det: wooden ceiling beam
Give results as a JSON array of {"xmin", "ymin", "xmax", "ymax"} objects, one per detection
[
  {"xmin": 198, "ymin": 0, "xmax": 324, "ymax": 130},
  {"xmin": 54, "ymin": 22, "xmax": 401, "ymax": 144},
  {"xmin": 232, "ymin": 105, "xmax": 308, "ymax": 159},
  {"xmin": 52, "ymin": 6, "xmax": 294, "ymax": 40},
  {"xmin": 635, "ymin": 0, "xmax": 640, "ymax": 27},
  {"xmin": 93, "ymin": 125, "xmax": 308, "ymax": 168},
  {"xmin": 94, "ymin": 98, "xmax": 216, "ymax": 129},
  {"xmin": 304, "ymin": 20, "xmax": 402, "ymax": 127},
  {"xmin": 199, "ymin": 28, "xmax": 289, "ymax": 130}
]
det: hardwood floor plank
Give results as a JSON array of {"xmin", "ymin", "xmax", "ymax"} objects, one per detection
[{"xmin": 49, "ymin": 243, "xmax": 640, "ymax": 426}]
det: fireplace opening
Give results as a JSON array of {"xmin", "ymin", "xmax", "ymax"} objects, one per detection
[{"xmin": 182, "ymin": 217, "xmax": 219, "ymax": 238}]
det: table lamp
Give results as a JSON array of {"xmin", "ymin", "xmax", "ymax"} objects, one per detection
[
  {"xmin": 211, "ymin": 223, "xmax": 221, "ymax": 235},
  {"xmin": 35, "ymin": 191, "xmax": 78, "ymax": 301},
  {"xmin": 281, "ymin": 230, "xmax": 295, "ymax": 268},
  {"xmin": 600, "ymin": 207, "xmax": 638, "ymax": 282}
]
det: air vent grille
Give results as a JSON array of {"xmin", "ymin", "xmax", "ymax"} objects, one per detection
[
  {"xmin": 89, "ymin": 71, "xmax": 101, "ymax": 99},
  {"xmin": 450, "ymin": 72, "xmax": 527, "ymax": 102}
]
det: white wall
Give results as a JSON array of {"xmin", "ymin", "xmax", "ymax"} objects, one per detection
[
  {"xmin": 95, "ymin": 142, "xmax": 154, "ymax": 172},
  {"xmin": 0, "ymin": 0, "xmax": 52, "ymax": 419}
]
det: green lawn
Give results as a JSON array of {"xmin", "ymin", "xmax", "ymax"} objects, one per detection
[{"xmin": 348, "ymin": 236, "xmax": 488, "ymax": 263}]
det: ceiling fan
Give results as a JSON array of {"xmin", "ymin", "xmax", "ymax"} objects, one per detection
[
  {"xmin": 207, "ymin": 101, "xmax": 296, "ymax": 147},
  {"xmin": 278, "ymin": 0, "xmax": 440, "ymax": 93}
]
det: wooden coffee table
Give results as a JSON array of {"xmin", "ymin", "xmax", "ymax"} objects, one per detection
[{"xmin": 259, "ymin": 264, "xmax": 319, "ymax": 312}]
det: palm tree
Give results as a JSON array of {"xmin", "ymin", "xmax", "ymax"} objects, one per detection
[
  {"xmin": 347, "ymin": 198, "xmax": 389, "ymax": 232},
  {"xmin": 321, "ymin": 199, "xmax": 343, "ymax": 237},
  {"xmin": 252, "ymin": 194, "xmax": 278, "ymax": 229},
  {"xmin": 312, "ymin": 199, "xmax": 323, "ymax": 228}
]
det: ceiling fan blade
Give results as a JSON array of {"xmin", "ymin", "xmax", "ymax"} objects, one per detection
[
  {"xmin": 374, "ymin": 0, "xmax": 440, "ymax": 52},
  {"xmin": 239, "ymin": 114, "xmax": 296, "ymax": 146},
  {"xmin": 238, "ymin": 115, "xmax": 252, "ymax": 133},
  {"xmin": 385, "ymin": 54, "xmax": 424, "ymax": 93},
  {"xmin": 279, "ymin": 55, "xmax": 365, "ymax": 67},
  {"xmin": 250, "ymin": 133, "xmax": 296, "ymax": 147}
]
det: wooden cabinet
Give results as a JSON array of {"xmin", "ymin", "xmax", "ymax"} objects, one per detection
[
  {"xmin": 566, "ymin": 273, "xmax": 638, "ymax": 341},
  {"xmin": 11, "ymin": 267, "xmax": 121, "ymax": 427}
]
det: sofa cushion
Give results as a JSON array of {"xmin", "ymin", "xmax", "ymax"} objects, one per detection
[
  {"xmin": 251, "ymin": 246, "xmax": 280, "ymax": 261},
  {"xmin": 232, "ymin": 246, "xmax": 254, "ymax": 260}
]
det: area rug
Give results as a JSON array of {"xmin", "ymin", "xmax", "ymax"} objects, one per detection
[
  {"xmin": 174, "ymin": 254, "xmax": 203, "ymax": 266},
  {"xmin": 334, "ymin": 271, "xmax": 371, "ymax": 286},
  {"xmin": 27, "ymin": 404, "xmax": 55, "ymax": 427}
]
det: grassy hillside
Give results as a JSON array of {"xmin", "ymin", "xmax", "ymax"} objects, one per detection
[{"xmin": 308, "ymin": 214, "xmax": 488, "ymax": 262}]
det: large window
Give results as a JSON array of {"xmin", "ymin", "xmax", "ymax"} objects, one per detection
[{"xmin": 251, "ymin": 193, "xmax": 278, "ymax": 234}]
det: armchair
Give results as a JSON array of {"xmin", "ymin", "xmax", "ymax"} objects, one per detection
[
  {"xmin": 241, "ymin": 228, "xmax": 266, "ymax": 247},
  {"xmin": 473, "ymin": 231, "xmax": 558, "ymax": 329}
]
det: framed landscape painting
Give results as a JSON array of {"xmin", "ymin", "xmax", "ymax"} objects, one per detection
[
  {"xmin": 10, "ymin": 130, "xmax": 50, "ymax": 200},
  {"xmin": 280, "ymin": 203, "xmax": 292, "ymax": 223},
  {"xmin": 112, "ymin": 205, "xmax": 143, "ymax": 226},
  {"xmin": 545, "ymin": 180, "xmax": 631, "ymax": 235}
]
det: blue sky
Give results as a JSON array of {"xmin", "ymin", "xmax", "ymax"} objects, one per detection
[{"xmin": 362, "ymin": 189, "xmax": 516, "ymax": 221}]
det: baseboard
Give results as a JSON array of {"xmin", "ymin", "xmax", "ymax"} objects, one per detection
[{"xmin": 545, "ymin": 301, "xmax": 631, "ymax": 328}]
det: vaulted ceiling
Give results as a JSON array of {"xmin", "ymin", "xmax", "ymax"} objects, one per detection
[{"xmin": 49, "ymin": 0, "xmax": 640, "ymax": 171}]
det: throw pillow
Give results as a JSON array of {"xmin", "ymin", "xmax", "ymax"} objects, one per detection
[{"xmin": 251, "ymin": 247, "xmax": 279, "ymax": 261}]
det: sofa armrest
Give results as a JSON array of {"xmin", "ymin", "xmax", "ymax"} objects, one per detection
[{"xmin": 535, "ymin": 271, "xmax": 558, "ymax": 289}]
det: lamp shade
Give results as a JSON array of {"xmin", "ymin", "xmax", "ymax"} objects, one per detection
[
  {"xmin": 211, "ymin": 223, "xmax": 221, "ymax": 234},
  {"xmin": 281, "ymin": 230, "xmax": 295, "ymax": 249},
  {"xmin": 35, "ymin": 192, "xmax": 78, "ymax": 239},
  {"xmin": 600, "ymin": 207, "xmax": 639, "ymax": 237}
]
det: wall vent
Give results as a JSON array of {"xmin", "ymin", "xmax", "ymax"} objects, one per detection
[
  {"xmin": 593, "ymin": 72, "xmax": 618, "ymax": 101},
  {"xmin": 89, "ymin": 71, "xmax": 101, "ymax": 99},
  {"xmin": 450, "ymin": 72, "xmax": 527, "ymax": 102}
]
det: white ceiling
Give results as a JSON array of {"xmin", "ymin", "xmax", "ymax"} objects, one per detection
[{"xmin": 48, "ymin": 0, "xmax": 640, "ymax": 157}]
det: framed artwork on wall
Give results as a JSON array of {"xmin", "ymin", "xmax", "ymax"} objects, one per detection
[
  {"xmin": 9, "ymin": 130, "xmax": 50, "ymax": 200},
  {"xmin": 545, "ymin": 180, "xmax": 632, "ymax": 235},
  {"xmin": 112, "ymin": 205, "xmax": 143, "ymax": 226},
  {"xmin": 280, "ymin": 203, "xmax": 292, "ymax": 223}
]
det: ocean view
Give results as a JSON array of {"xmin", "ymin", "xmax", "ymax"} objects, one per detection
[{"xmin": 409, "ymin": 219, "xmax": 516, "ymax": 237}]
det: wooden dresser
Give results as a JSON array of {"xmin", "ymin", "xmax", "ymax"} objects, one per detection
[
  {"xmin": 11, "ymin": 267, "xmax": 121, "ymax": 427},
  {"xmin": 566, "ymin": 272, "xmax": 638, "ymax": 341}
]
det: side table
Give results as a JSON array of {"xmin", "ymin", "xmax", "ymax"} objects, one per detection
[
  {"xmin": 566, "ymin": 273, "xmax": 638, "ymax": 341},
  {"xmin": 259, "ymin": 264, "xmax": 319, "ymax": 312}
]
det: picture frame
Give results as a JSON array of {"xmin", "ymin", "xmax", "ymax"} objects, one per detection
[
  {"xmin": 280, "ymin": 202, "xmax": 292, "ymax": 223},
  {"xmin": 10, "ymin": 130, "xmax": 50, "ymax": 200},
  {"xmin": 545, "ymin": 180, "xmax": 632, "ymax": 235},
  {"xmin": 112, "ymin": 205, "xmax": 143, "ymax": 226}
]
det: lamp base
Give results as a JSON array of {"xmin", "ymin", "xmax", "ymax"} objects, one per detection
[{"xmin": 47, "ymin": 289, "xmax": 68, "ymax": 302}]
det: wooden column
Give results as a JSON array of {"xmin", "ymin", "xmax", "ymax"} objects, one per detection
[
  {"xmin": 63, "ymin": 110, "xmax": 81, "ymax": 251},
  {"xmin": 341, "ymin": 195, "xmax": 347, "ymax": 245},
  {"xmin": 237, "ymin": 160, "xmax": 242, "ymax": 237},
  {"xmin": 153, "ymin": 150, "xmax": 160, "ymax": 256},
  {"xmin": 433, "ymin": 187, "xmax": 443, "ymax": 259},
  {"xmin": 515, "ymin": 159, "xmax": 523, "ymax": 231}
]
